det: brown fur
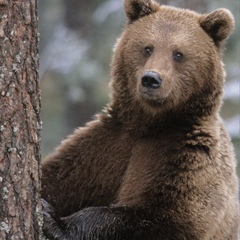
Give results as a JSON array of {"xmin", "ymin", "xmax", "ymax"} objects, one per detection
[{"xmin": 42, "ymin": 0, "xmax": 239, "ymax": 239}]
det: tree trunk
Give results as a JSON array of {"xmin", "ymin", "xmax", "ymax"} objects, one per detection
[{"xmin": 0, "ymin": 0, "xmax": 42, "ymax": 239}]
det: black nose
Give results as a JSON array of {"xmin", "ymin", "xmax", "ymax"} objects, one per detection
[{"xmin": 141, "ymin": 71, "xmax": 162, "ymax": 89}]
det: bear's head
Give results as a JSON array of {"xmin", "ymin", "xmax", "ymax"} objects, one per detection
[{"xmin": 109, "ymin": 0, "xmax": 234, "ymax": 127}]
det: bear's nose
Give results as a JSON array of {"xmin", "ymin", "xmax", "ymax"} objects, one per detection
[{"xmin": 141, "ymin": 71, "xmax": 162, "ymax": 89}]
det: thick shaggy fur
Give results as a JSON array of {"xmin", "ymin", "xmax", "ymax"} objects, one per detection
[{"xmin": 42, "ymin": 0, "xmax": 239, "ymax": 239}]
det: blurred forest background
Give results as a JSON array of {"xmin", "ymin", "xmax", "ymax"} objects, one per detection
[{"xmin": 39, "ymin": 0, "xmax": 240, "ymax": 174}]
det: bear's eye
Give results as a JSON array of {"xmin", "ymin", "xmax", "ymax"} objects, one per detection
[
  {"xmin": 144, "ymin": 46, "xmax": 153, "ymax": 57},
  {"xmin": 173, "ymin": 51, "xmax": 184, "ymax": 62}
]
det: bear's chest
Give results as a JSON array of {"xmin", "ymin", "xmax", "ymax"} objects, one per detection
[{"xmin": 117, "ymin": 132, "xmax": 216, "ymax": 206}]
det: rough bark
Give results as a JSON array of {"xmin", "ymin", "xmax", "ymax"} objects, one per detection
[{"xmin": 0, "ymin": 0, "xmax": 42, "ymax": 239}]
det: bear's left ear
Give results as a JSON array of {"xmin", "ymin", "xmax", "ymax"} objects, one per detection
[
  {"xmin": 124, "ymin": 0, "xmax": 160, "ymax": 23},
  {"xmin": 200, "ymin": 9, "xmax": 234, "ymax": 46}
]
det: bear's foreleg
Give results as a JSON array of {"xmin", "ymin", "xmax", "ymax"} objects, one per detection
[{"xmin": 42, "ymin": 199, "xmax": 162, "ymax": 240}]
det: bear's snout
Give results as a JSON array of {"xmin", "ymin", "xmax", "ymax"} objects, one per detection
[{"xmin": 141, "ymin": 71, "xmax": 162, "ymax": 89}]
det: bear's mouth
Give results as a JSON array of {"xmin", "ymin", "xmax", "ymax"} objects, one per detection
[{"xmin": 140, "ymin": 90, "xmax": 167, "ymax": 106}]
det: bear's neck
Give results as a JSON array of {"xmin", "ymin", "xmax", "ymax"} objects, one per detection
[{"xmin": 106, "ymin": 86, "xmax": 222, "ymax": 135}]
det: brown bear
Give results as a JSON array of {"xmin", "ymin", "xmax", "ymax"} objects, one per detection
[{"xmin": 42, "ymin": 0, "xmax": 239, "ymax": 239}]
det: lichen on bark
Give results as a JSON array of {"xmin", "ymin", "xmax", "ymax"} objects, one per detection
[{"xmin": 0, "ymin": 0, "xmax": 43, "ymax": 239}]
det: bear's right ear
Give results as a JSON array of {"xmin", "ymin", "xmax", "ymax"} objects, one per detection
[{"xmin": 124, "ymin": 0, "xmax": 160, "ymax": 23}]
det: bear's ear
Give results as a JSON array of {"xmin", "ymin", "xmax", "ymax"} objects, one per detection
[
  {"xmin": 200, "ymin": 9, "xmax": 234, "ymax": 47},
  {"xmin": 124, "ymin": 0, "xmax": 160, "ymax": 23}
]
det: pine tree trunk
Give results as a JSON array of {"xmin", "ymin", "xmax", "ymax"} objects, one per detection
[{"xmin": 0, "ymin": 0, "xmax": 42, "ymax": 239}]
